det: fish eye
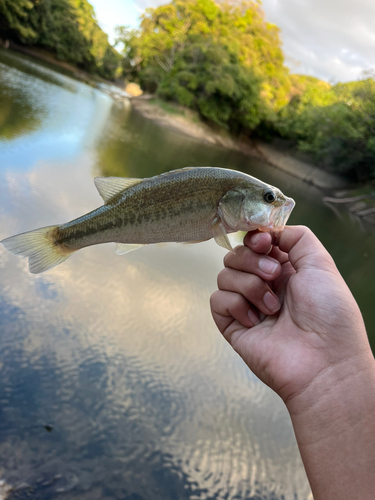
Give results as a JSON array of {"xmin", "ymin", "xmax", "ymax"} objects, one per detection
[{"xmin": 263, "ymin": 190, "xmax": 276, "ymax": 204}]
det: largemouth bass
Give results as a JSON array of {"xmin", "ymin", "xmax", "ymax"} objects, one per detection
[{"xmin": 1, "ymin": 167, "xmax": 295, "ymax": 274}]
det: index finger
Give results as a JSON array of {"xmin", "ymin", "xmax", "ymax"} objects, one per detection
[{"xmin": 243, "ymin": 231, "xmax": 272, "ymax": 254}]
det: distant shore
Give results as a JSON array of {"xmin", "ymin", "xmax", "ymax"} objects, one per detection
[
  {"xmin": 1, "ymin": 41, "xmax": 118, "ymax": 86},
  {"xmin": 130, "ymin": 97, "xmax": 349, "ymax": 191}
]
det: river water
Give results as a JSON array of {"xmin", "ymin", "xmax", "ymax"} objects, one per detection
[{"xmin": 0, "ymin": 48, "xmax": 374, "ymax": 500}]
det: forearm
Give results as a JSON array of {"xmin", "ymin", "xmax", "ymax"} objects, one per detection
[{"xmin": 287, "ymin": 350, "xmax": 375, "ymax": 500}]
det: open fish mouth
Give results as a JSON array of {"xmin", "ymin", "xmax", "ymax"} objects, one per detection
[{"xmin": 270, "ymin": 197, "xmax": 295, "ymax": 231}]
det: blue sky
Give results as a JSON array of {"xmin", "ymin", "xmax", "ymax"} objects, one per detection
[
  {"xmin": 90, "ymin": 0, "xmax": 375, "ymax": 83},
  {"xmin": 90, "ymin": 0, "xmax": 140, "ymax": 43}
]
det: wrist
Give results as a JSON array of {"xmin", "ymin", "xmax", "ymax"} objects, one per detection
[
  {"xmin": 287, "ymin": 349, "xmax": 375, "ymax": 426},
  {"xmin": 286, "ymin": 350, "xmax": 375, "ymax": 499}
]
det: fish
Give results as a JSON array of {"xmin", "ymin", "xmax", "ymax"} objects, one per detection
[{"xmin": 1, "ymin": 167, "xmax": 295, "ymax": 274}]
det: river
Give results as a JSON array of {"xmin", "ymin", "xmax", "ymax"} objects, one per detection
[{"xmin": 0, "ymin": 48, "xmax": 374, "ymax": 500}]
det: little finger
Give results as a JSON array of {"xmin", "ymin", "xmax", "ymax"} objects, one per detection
[{"xmin": 210, "ymin": 290, "xmax": 260, "ymax": 334}]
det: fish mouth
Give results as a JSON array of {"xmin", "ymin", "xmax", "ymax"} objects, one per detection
[{"xmin": 270, "ymin": 197, "xmax": 296, "ymax": 231}]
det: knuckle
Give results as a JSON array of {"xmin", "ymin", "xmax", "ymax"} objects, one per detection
[
  {"xmin": 223, "ymin": 252, "xmax": 232, "ymax": 267},
  {"xmin": 298, "ymin": 225, "xmax": 313, "ymax": 238},
  {"xmin": 234, "ymin": 245, "xmax": 252, "ymax": 267},
  {"xmin": 232, "ymin": 293, "xmax": 245, "ymax": 312},
  {"xmin": 217, "ymin": 268, "xmax": 229, "ymax": 288},
  {"xmin": 224, "ymin": 245, "xmax": 243, "ymax": 267},
  {"xmin": 243, "ymin": 275, "xmax": 265, "ymax": 301},
  {"xmin": 210, "ymin": 290, "xmax": 221, "ymax": 309}
]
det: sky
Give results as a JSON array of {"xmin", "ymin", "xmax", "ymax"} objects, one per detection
[{"xmin": 89, "ymin": 0, "xmax": 375, "ymax": 83}]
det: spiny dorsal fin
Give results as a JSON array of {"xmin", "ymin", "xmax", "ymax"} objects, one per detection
[{"xmin": 94, "ymin": 177, "xmax": 143, "ymax": 203}]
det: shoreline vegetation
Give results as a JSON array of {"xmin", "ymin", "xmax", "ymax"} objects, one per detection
[
  {"xmin": 130, "ymin": 96, "xmax": 348, "ymax": 190},
  {"xmin": 2, "ymin": 41, "xmax": 97, "ymax": 83}
]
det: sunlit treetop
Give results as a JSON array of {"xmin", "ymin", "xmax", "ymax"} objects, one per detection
[{"xmin": 117, "ymin": 0, "xmax": 292, "ymax": 110}]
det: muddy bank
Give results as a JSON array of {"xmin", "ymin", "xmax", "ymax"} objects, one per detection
[{"xmin": 130, "ymin": 97, "xmax": 349, "ymax": 191}]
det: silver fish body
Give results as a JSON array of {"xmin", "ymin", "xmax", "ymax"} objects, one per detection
[{"xmin": 1, "ymin": 167, "xmax": 295, "ymax": 273}]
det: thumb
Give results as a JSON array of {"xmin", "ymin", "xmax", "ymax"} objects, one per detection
[{"xmin": 277, "ymin": 226, "xmax": 335, "ymax": 273}]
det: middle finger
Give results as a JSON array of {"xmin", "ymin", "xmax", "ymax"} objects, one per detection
[{"xmin": 224, "ymin": 245, "xmax": 282, "ymax": 281}]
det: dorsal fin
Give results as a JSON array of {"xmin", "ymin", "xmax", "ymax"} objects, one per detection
[
  {"xmin": 94, "ymin": 177, "xmax": 143, "ymax": 203},
  {"xmin": 156, "ymin": 167, "xmax": 204, "ymax": 178}
]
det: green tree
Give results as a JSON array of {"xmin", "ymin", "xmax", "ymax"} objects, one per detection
[
  {"xmin": 0, "ymin": 0, "xmax": 36, "ymax": 42},
  {"xmin": 0, "ymin": 0, "xmax": 121, "ymax": 80},
  {"xmin": 117, "ymin": 0, "xmax": 291, "ymax": 108},
  {"xmin": 278, "ymin": 77, "xmax": 375, "ymax": 180},
  {"xmin": 30, "ymin": 0, "xmax": 90, "ymax": 64},
  {"xmin": 158, "ymin": 37, "xmax": 263, "ymax": 131}
]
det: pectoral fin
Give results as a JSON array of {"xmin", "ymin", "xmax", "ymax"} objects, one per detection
[
  {"xmin": 115, "ymin": 243, "xmax": 146, "ymax": 255},
  {"xmin": 212, "ymin": 218, "xmax": 234, "ymax": 252}
]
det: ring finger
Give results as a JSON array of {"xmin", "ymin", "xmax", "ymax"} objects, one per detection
[{"xmin": 217, "ymin": 267, "xmax": 281, "ymax": 316}]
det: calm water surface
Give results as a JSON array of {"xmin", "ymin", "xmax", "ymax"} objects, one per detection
[{"xmin": 0, "ymin": 48, "xmax": 374, "ymax": 500}]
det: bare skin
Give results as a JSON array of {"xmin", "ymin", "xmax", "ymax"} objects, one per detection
[{"xmin": 210, "ymin": 226, "xmax": 375, "ymax": 500}]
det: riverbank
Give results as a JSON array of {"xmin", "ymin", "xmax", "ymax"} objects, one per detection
[
  {"xmin": 131, "ymin": 97, "xmax": 375, "ymax": 227},
  {"xmin": 1, "ymin": 42, "xmax": 131, "ymax": 102},
  {"xmin": 130, "ymin": 97, "xmax": 349, "ymax": 191},
  {"xmin": 2, "ymin": 42, "xmax": 95, "ymax": 83}
]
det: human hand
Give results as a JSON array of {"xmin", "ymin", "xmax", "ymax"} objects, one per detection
[
  {"xmin": 210, "ymin": 226, "xmax": 372, "ymax": 408},
  {"xmin": 211, "ymin": 225, "xmax": 375, "ymax": 499}
]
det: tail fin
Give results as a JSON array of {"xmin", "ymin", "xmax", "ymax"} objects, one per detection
[{"xmin": 1, "ymin": 225, "xmax": 73, "ymax": 274}]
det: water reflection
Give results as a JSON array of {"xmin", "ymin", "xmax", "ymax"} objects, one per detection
[
  {"xmin": 0, "ymin": 49, "xmax": 116, "ymax": 173},
  {"xmin": 0, "ymin": 62, "xmax": 45, "ymax": 141},
  {"xmin": 0, "ymin": 49, "xmax": 373, "ymax": 500}
]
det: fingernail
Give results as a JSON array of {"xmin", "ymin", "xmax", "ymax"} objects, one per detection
[
  {"xmin": 250, "ymin": 233, "xmax": 262, "ymax": 245},
  {"xmin": 263, "ymin": 292, "xmax": 280, "ymax": 313},
  {"xmin": 248, "ymin": 309, "xmax": 260, "ymax": 326},
  {"xmin": 259, "ymin": 257, "xmax": 278, "ymax": 275}
]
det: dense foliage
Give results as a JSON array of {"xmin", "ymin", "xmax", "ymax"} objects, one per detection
[
  {"xmin": 158, "ymin": 37, "xmax": 264, "ymax": 130},
  {"xmin": 117, "ymin": 0, "xmax": 291, "ymax": 124},
  {"xmin": 278, "ymin": 77, "xmax": 375, "ymax": 180},
  {"xmin": 0, "ymin": 0, "xmax": 121, "ymax": 79}
]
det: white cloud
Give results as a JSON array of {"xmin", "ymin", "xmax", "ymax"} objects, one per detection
[{"xmin": 261, "ymin": 0, "xmax": 375, "ymax": 81}]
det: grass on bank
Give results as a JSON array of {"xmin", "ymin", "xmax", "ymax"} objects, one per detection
[{"xmin": 148, "ymin": 97, "xmax": 203, "ymax": 125}]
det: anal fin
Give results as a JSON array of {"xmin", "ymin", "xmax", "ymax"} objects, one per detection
[{"xmin": 115, "ymin": 243, "xmax": 146, "ymax": 255}]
